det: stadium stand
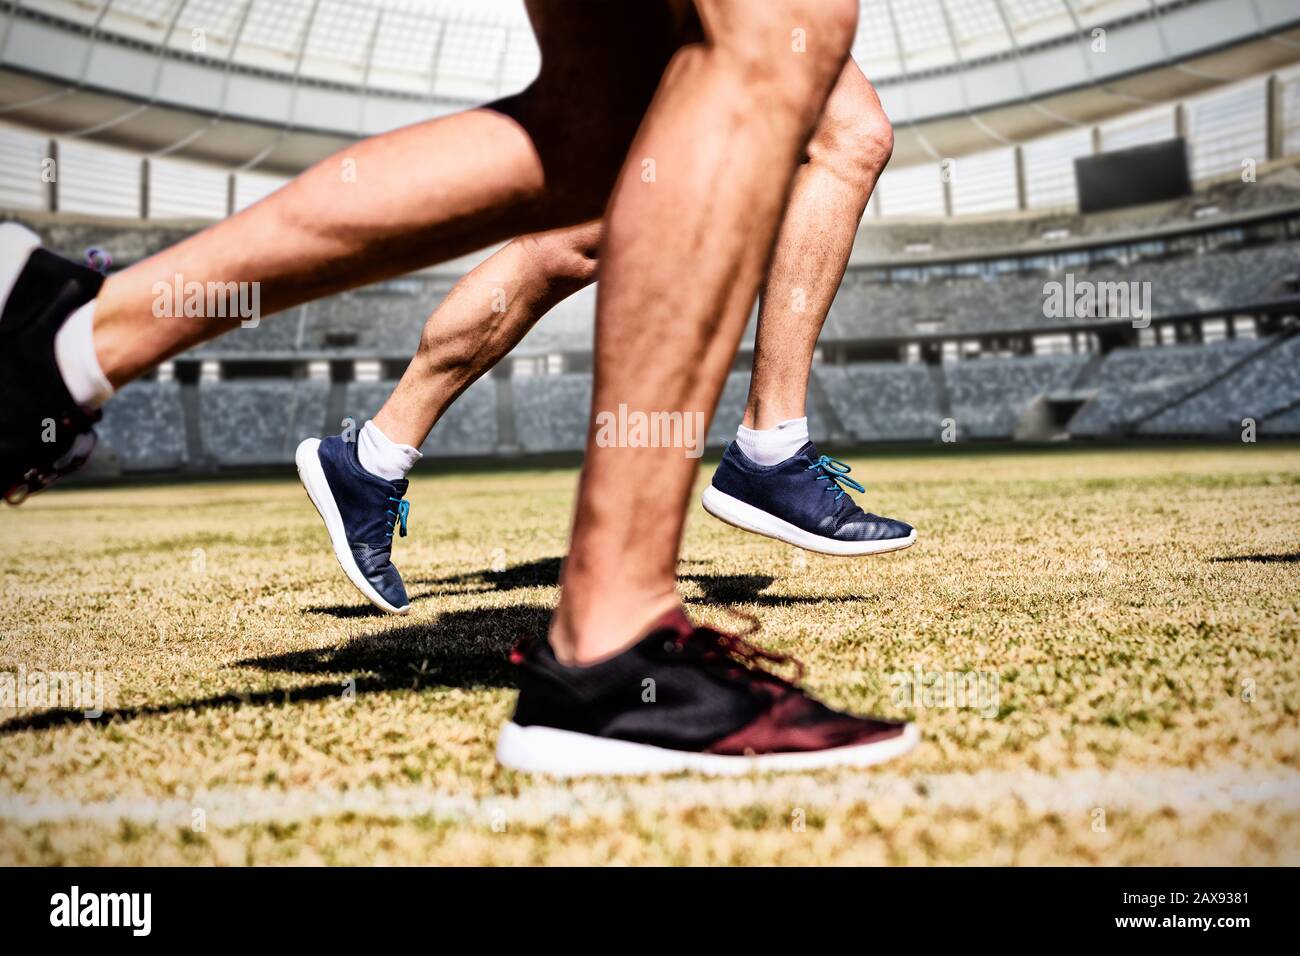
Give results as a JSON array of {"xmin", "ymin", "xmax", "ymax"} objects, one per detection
[
  {"xmin": 96, "ymin": 381, "xmax": 188, "ymax": 471},
  {"xmin": 191, "ymin": 306, "xmax": 306, "ymax": 354},
  {"xmin": 947, "ymin": 355, "xmax": 1090, "ymax": 438},
  {"xmin": 6, "ymin": 151, "xmax": 1299, "ymax": 473},
  {"xmin": 1137, "ymin": 333, "xmax": 1300, "ymax": 437},
  {"xmin": 1261, "ymin": 401, "xmax": 1300, "ymax": 436},
  {"xmin": 198, "ymin": 381, "xmax": 330, "ymax": 467},
  {"xmin": 1219, "ymin": 166, "xmax": 1300, "ymax": 215},
  {"xmin": 345, "ymin": 378, "xmax": 498, "ymax": 457},
  {"xmin": 852, "ymin": 164, "xmax": 1300, "ymax": 260},
  {"xmin": 22, "ymin": 216, "xmax": 201, "ymax": 267},
  {"xmin": 513, "ymin": 374, "xmax": 591, "ymax": 454},
  {"xmin": 706, "ymin": 373, "xmax": 752, "ymax": 448},
  {"xmin": 304, "ymin": 290, "xmax": 443, "ymax": 355},
  {"xmin": 1069, "ymin": 339, "xmax": 1265, "ymax": 436},
  {"xmin": 515, "ymin": 286, "xmax": 598, "ymax": 357},
  {"xmin": 827, "ymin": 239, "xmax": 1300, "ymax": 340},
  {"xmin": 816, "ymin": 364, "xmax": 943, "ymax": 441},
  {"xmin": 7, "ymin": 163, "xmax": 1300, "ymax": 363}
]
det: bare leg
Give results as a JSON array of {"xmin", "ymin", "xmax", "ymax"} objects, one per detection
[
  {"xmin": 89, "ymin": 2, "xmax": 678, "ymax": 388},
  {"xmin": 551, "ymin": 0, "xmax": 860, "ymax": 662},
  {"xmin": 368, "ymin": 71, "xmax": 887, "ymax": 455},
  {"xmin": 373, "ymin": 222, "xmax": 600, "ymax": 448},
  {"xmin": 373, "ymin": 66, "xmax": 890, "ymax": 454},
  {"xmin": 743, "ymin": 60, "xmax": 892, "ymax": 429}
]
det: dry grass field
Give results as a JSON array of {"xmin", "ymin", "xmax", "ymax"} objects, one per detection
[{"xmin": 1, "ymin": 443, "xmax": 1298, "ymax": 865}]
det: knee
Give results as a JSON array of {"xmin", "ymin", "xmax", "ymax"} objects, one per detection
[
  {"xmin": 706, "ymin": 0, "xmax": 858, "ymax": 113},
  {"xmin": 863, "ymin": 114, "xmax": 895, "ymax": 174},
  {"xmin": 810, "ymin": 105, "xmax": 894, "ymax": 189},
  {"xmin": 808, "ymin": 66, "xmax": 893, "ymax": 191}
]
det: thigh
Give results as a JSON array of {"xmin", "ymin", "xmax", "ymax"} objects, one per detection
[
  {"xmin": 820, "ymin": 58, "xmax": 885, "ymax": 128},
  {"xmin": 524, "ymin": 0, "xmax": 691, "ymax": 66},
  {"xmin": 500, "ymin": 2, "xmax": 695, "ymax": 220},
  {"xmin": 521, "ymin": 2, "xmax": 688, "ymax": 127}
]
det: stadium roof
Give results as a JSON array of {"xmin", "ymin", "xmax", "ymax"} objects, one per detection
[
  {"xmin": 3, "ymin": 0, "xmax": 1222, "ymax": 94},
  {"xmin": 0, "ymin": 0, "xmax": 1298, "ymax": 173},
  {"xmin": 6, "ymin": 0, "xmax": 1296, "ymax": 102}
]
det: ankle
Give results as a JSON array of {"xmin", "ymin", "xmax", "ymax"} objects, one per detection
[
  {"xmin": 549, "ymin": 590, "xmax": 683, "ymax": 665},
  {"xmin": 743, "ymin": 401, "xmax": 807, "ymax": 432},
  {"xmin": 734, "ymin": 415, "xmax": 809, "ymax": 466},
  {"xmin": 356, "ymin": 419, "xmax": 421, "ymax": 481},
  {"xmin": 370, "ymin": 404, "xmax": 433, "ymax": 454},
  {"xmin": 54, "ymin": 301, "xmax": 114, "ymax": 409}
]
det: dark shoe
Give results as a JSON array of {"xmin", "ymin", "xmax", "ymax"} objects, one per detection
[
  {"xmin": 497, "ymin": 609, "xmax": 918, "ymax": 776},
  {"xmin": 703, "ymin": 441, "xmax": 915, "ymax": 555},
  {"xmin": 0, "ymin": 224, "xmax": 105, "ymax": 504},
  {"xmin": 296, "ymin": 434, "xmax": 412, "ymax": 614}
]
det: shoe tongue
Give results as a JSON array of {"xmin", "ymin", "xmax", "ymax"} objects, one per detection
[
  {"xmin": 803, "ymin": 444, "xmax": 864, "ymax": 517},
  {"xmin": 390, "ymin": 477, "xmax": 409, "ymax": 497},
  {"xmin": 833, "ymin": 493, "xmax": 866, "ymax": 521}
]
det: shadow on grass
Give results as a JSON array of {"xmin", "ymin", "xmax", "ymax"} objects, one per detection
[
  {"xmin": 2, "ymin": 558, "xmax": 864, "ymax": 736},
  {"xmin": 1209, "ymin": 552, "xmax": 1300, "ymax": 564},
  {"xmin": 304, "ymin": 602, "xmax": 389, "ymax": 619},
  {"xmin": 241, "ymin": 603, "xmax": 544, "ymax": 689},
  {"xmin": 0, "ymin": 604, "xmax": 544, "ymax": 737},
  {"xmin": 409, "ymin": 555, "xmax": 563, "ymax": 592},
  {"xmin": 402, "ymin": 555, "xmax": 856, "ymax": 609}
]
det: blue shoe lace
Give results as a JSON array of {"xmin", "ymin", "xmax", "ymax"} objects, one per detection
[
  {"xmin": 385, "ymin": 498, "xmax": 410, "ymax": 539},
  {"xmin": 806, "ymin": 455, "xmax": 865, "ymax": 501}
]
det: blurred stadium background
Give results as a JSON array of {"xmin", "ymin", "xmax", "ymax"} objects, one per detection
[{"xmin": 1, "ymin": 0, "xmax": 1298, "ymax": 473}]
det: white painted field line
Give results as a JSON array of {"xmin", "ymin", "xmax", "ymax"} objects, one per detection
[{"xmin": 2, "ymin": 767, "xmax": 1298, "ymax": 829}]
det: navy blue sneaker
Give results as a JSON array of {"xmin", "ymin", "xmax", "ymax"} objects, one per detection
[
  {"xmin": 702, "ymin": 442, "xmax": 915, "ymax": 556},
  {"xmin": 296, "ymin": 435, "xmax": 412, "ymax": 614}
]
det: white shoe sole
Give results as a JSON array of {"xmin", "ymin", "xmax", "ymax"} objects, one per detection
[
  {"xmin": 295, "ymin": 438, "xmax": 410, "ymax": 615},
  {"xmin": 496, "ymin": 721, "xmax": 920, "ymax": 778},
  {"xmin": 701, "ymin": 485, "xmax": 917, "ymax": 556}
]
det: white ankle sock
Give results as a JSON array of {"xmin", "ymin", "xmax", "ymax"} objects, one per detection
[
  {"xmin": 356, "ymin": 420, "xmax": 421, "ymax": 481},
  {"xmin": 734, "ymin": 416, "xmax": 809, "ymax": 466},
  {"xmin": 53, "ymin": 301, "xmax": 114, "ymax": 410}
]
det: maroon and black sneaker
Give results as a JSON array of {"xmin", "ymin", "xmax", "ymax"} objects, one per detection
[{"xmin": 496, "ymin": 609, "xmax": 919, "ymax": 776}]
